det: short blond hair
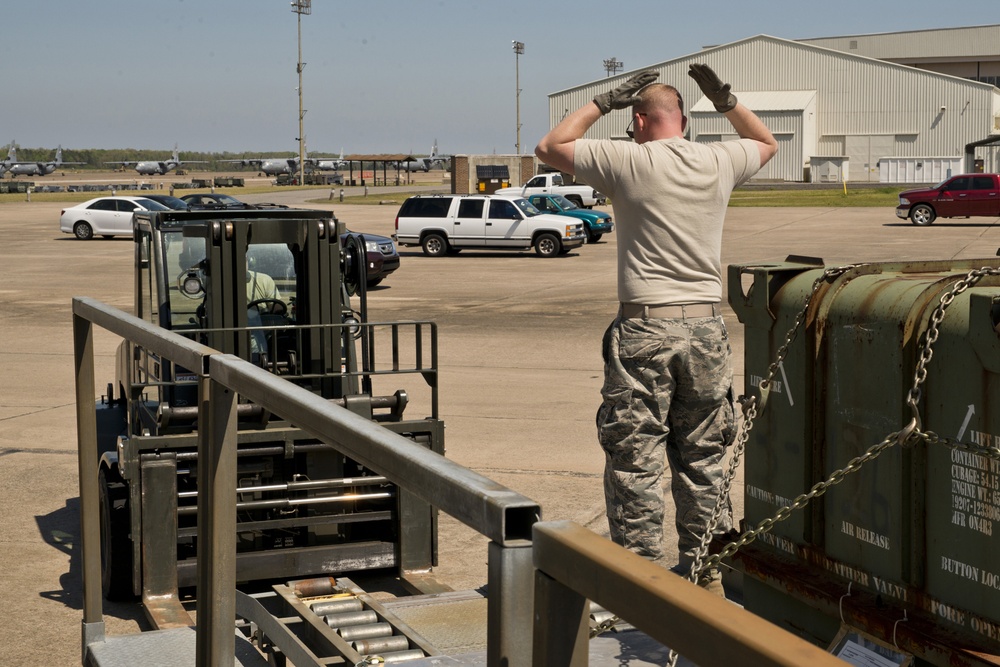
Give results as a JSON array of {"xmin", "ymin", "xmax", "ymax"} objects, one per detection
[{"xmin": 635, "ymin": 84, "xmax": 684, "ymax": 117}]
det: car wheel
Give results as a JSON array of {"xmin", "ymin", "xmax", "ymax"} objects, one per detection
[
  {"xmin": 566, "ymin": 195, "xmax": 583, "ymax": 208},
  {"xmin": 99, "ymin": 467, "xmax": 134, "ymax": 600},
  {"xmin": 74, "ymin": 222, "xmax": 94, "ymax": 240},
  {"xmin": 910, "ymin": 204, "xmax": 936, "ymax": 225},
  {"xmin": 587, "ymin": 231, "xmax": 603, "ymax": 244},
  {"xmin": 421, "ymin": 233, "xmax": 448, "ymax": 257},
  {"xmin": 535, "ymin": 233, "xmax": 561, "ymax": 257}
]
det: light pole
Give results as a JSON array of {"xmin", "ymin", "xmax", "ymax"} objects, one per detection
[
  {"xmin": 512, "ymin": 41, "xmax": 524, "ymax": 157},
  {"xmin": 603, "ymin": 57, "xmax": 623, "ymax": 78},
  {"xmin": 292, "ymin": 0, "xmax": 311, "ymax": 187}
]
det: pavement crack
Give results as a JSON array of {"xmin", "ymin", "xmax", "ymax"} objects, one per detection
[
  {"xmin": 0, "ymin": 448, "xmax": 75, "ymax": 457},
  {"xmin": 0, "ymin": 403, "xmax": 74, "ymax": 422}
]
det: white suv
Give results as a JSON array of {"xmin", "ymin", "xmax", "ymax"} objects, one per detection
[{"xmin": 393, "ymin": 194, "xmax": 586, "ymax": 257}]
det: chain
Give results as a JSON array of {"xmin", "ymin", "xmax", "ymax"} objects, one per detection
[
  {"xmin": 597, "ymin": 264, "xmax": 866, "ymax": 648},
  {"xmin": 758, "ymin": 264, "xmax": 865, "ymax": 402},
  {"xmin": 596, "ymin": 265, "xmax": 1000, "ymax": 655},
  {"xmin": 906, "ymin": 267, "xmax": 998, "ymax": 421},
  {"xmin": 704, "ymin": 266, "xmax": 1000, "ymax": 571},
  {"xmin": 688, "ymin": 265, "xmax": 860, "ymax": 580},
  {"xmin": 588, "ymin": 618, "xmax": 616, "ymax": 639},
  {"xmin": 632, "ymin": 264, "xmax": 1000, "ymax": 663}
]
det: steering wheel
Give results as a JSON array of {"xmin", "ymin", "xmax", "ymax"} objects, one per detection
[{"xmin": 247, "ymin": 298, "xmax": 287, "ymax": 315}]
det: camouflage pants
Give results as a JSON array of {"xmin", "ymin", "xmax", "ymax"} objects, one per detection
[{"xmin": 597, "ymin": 314, "xmax": 735, "ymax": 568}]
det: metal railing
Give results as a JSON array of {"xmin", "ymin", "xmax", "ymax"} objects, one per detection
[
  {"xmin": 73, "ymin": 296, "xmax": 538, "ymax": 666},
  {"xmin": 531, "ymin": 521, "xmax": 850, "ymax": 667},
  {"xmin": 75, "ymin": 296, "xmax": 852, "ymax": 667}
]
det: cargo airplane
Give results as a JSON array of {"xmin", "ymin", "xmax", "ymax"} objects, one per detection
[
  {"xmin": 395, "ymin": 141, "xmax": 449, "ymax": 173},
  {"xmin": 0, "ymin": 144, "xmax": 16, "ymax": 177},
  {"xmin": 6, "ymin": 144, "xmax": 84, "ymax": 177},
  {"xmin": 105, "ymin": 144, "xmax": 206, "ymax": 175},
  {"xmin": 311, "ymin": 149, "xmax": 347, "ymax": 172},
  {"xmin": 222, "ymin": 149, "xmax": 347, "ymax": 176}
]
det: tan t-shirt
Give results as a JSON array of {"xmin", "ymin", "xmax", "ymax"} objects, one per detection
[{"xmin": 575, "ymin": 137, "xmax": 760, "ymax": 305}]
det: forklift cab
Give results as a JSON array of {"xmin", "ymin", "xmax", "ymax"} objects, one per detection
[{"xmin": 129, "ymin": 209, "xmax": 372, "ymax": 432}]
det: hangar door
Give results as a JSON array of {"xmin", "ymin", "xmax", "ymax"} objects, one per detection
[{"xmin": 845, "ymin": 135, "xmax": 894, "ymax": 182}]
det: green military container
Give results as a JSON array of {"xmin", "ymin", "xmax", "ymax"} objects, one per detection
[{"xmin": 728, "ymin": 257, "xmax": 1000, "ymax": 666}]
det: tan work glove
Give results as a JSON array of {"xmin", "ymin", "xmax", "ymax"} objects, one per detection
[
  {"xmin": 593, "ymin": 70, "xmax": 659, "ymax": 115},
  {"xmin": 687, "ymin": 63, "xmax": 737, "ymax": 113}
]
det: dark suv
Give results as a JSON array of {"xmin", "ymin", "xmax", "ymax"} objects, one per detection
[{"xmin": 342, "ymin": 231, "xmax": 400, "ymax": 287}]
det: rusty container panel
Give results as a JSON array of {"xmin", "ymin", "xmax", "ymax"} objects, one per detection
[
  {"xmin": 818, "ymin": 270, "xmax": 953, "ymax": 584},
  {"xmin": 728, "ymin": 258, "xmax": 1000, "ymax": 663},
  {"xmin": 923, "ymin": 287, "xmax": 1000, "ymax": 625},
  {"xmin": 728, "ymin": 259, "xmax": 829, "ymax": 548}
]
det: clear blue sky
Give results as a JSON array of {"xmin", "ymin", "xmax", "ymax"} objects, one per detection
[{"xmin": 4, "ymin": 1, "xmax": 998, "ymax": 156}]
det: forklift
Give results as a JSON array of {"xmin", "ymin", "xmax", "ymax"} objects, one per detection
[{"xmin": 92, "ymin": 208, "xmax": 443, "ymax": 625}]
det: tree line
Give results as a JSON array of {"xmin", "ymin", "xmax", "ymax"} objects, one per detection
[{"xmin": 2, "ymin": 145, "xmax": 351, "ymax": 172}]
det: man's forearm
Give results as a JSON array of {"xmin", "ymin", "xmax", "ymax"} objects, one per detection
[
  {"xmin": 535, "ymin": 102, "xmax": 603, "ymax": 175},
  {"xmin": 724, "ymin": 103, "xmax": 778, "ymax": 165},
  {"xmin": 725, "ymin": 104, "xmax": 774, "ymax": 144}
]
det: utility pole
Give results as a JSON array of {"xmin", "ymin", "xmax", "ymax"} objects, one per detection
[
  {"xmin": 512, "ymin": 41, "xmax": 524, "ymax": 156},
  {"xmin": 292, "ymin": 0, "xmax": 311, "ymax": 187},
  {"xmin": 512, "ymin": 40, "xmax": 524, "ymax": 187}
]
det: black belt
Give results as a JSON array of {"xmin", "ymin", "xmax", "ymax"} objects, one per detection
[{"xmin": 619, "ymin": 302, "xmax": 719, "ymax": 319}]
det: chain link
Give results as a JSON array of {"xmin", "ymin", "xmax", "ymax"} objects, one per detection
[{"xmin": 589, "ymin": 616, "xmax": 621, "ymax": 639}]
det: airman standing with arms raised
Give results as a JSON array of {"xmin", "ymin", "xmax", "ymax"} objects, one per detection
[{"xmin": 536, "ymin": 63, "xmax": 777, "ymax": 594}]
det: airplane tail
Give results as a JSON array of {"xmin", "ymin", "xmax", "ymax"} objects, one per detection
[
  {"xmin": 54, "ymin": 146, "xmax": 63, "ymax": 165},
  {"xmin": 171, "ymin": 143, "xmax": 180, "ymax": 163},
  {"xmin": 7, "ymin": 141, "xmax": 17, "ymax": 162}
]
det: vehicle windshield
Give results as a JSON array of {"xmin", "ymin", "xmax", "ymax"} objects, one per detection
[
  {"xmin": 163, "ymin": 230, "xmax": 297, "ymax": 329},
  {"xmin": 510, "ymin": 197, "xmax": 543, "ymax": 217},
  {"xmin": 152, "ymin": 196, "xmax": 190, "ymax": 209},
  {"xmin": 549, "ymin": 194, "xmax": 577, "ymax": 210},
  {"xmin": 215, "ymin": 194, "xmax": 242, "ymax": 205},
  {"xmin": 135, "ymin": 198, "xmax": 171, "ymax": 211}
]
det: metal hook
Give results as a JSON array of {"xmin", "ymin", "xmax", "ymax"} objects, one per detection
[
  {"xmin": 893, "ymin": 610, "xmax": 908, "ymax": 650},
  {"xmin": 839, "ymin": 582, "xmax": 852, "ymax": 624},
  {"xmin": 896, "ymin": 417, "xmax": 920, "ymax": 447}
]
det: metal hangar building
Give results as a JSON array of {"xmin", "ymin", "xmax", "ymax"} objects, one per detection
[{"xmin": 546, "ymin": 25, "xmax": 1000, "ymax": 183}]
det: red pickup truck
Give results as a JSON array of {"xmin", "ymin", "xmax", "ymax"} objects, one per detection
[{"xmin": 896, "ymin": 173, "xmax": 1000, "ymax": 225}]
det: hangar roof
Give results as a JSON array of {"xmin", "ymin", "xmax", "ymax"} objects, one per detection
[
  {"xmin": 552, "ymin": 33, "xmax": 998, "ymax": 97},
  {"xmin": 797, "ymin": 24, "xmax": 1000, "ymax": 62}
]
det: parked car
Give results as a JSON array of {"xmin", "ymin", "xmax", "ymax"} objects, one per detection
[
  {"xmin": 179, "ymin": 193, "xmax": 258, "ymax": 210},
  {"xmin": 59, "ymin": 196, "xmax": 170, "ymax": 240},
  {"xmin": 524, "ymin": 193, "xmax": 614, "ymax": 243},
  {"xmin": 342, "ymin": 231, "xmax": 400, "ymax": 287},
  {"xmin": 141, "ymin": 194, "xmax": 190, "ymax": 210},
  {"xmin": 394, "ymin": 194, "xmax": 586, "ymax": 257},
  {"xmin": 895, "ymin": 173, "xmax": 1000, "ymax": 225}
]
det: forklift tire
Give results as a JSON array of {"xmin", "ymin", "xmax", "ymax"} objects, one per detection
[{"xmin": 99, "ymin": 467, "xmax": 135, "ymax": 601}]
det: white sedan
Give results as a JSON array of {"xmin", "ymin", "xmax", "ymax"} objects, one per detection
[{"xmin": 59, "ymin": 196, "xmax": 170, "ymax": 240}]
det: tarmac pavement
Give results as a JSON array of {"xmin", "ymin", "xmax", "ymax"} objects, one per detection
[{"xmin": 3, "ymin": 185, "xmax": 1000, "ymax": 665}]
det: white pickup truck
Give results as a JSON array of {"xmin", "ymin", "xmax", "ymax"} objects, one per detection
[{"xmin": 495, "ymin": 172, "xmax": 605, "ymax": 209}]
